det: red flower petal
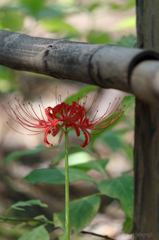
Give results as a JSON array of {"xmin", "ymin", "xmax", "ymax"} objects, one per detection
[{"xmin": 5, "ymin": 94, "xmax": 125, "ymax": 148}]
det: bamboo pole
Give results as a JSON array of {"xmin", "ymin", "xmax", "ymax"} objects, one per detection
[
  {"xmin": 1, "ymin": 30, "xmax": 159, "ymax": 104},
  {"xmin": 134, "ymin": 1, "xmax": 159, "ymax": 239}
]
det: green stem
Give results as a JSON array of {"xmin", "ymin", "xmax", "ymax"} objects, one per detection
[{"xmin": 65, "ymin": 130, "xmax": 70, "ymax": 240}]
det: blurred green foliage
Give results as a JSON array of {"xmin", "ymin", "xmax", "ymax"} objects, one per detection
[
  {"xmin": 0, "ymin": 9, "xmax": 24, "ymax": 30},
  {"xmin": 54, "ymin": 195, "xmax": 101, "ymax": 239},
  {"xmin": 18, "ymin": 225, "xmax": 50, "ymax": 240},
  {"xmin": 87, "ymin": 30, "xmax": 112, "ymax": 44},
  {"xmin": 109, "ymin": 0, "xmax": 135, "ymax": 11},
  {"xmin": 98, "ymin": 176, "xmax": 134, "ymax": 233}
]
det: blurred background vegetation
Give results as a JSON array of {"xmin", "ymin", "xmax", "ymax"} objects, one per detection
[{"xmin": 0, "ymin": 0, "xmax": 136, "ymax": 239}]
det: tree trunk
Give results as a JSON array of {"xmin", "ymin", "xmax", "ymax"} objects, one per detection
[{"xmin": 134, "ymin": 1, "xmax": 159, "ymax": 239}]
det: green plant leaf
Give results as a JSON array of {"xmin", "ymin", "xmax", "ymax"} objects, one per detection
[
  {"xmin": 24, "ymin": 168, "xmax": 97, "ymax": 185},
  {"xmin": 27, "ymin": 215, "xmax": 50, "ymax": 227},
  {"xmin": 36, "ymin": 3, "xmax": 76, "ymax": 20},
  {"xmin": 115, "ymin": 34, "xmax": 136, "ymax": 48},
  {"xmin": 123, "ymin": 145, "xmax": 134, "ymax": 163},
  {"xmin": 123, "ymin": 215, "xmax": 133, "ymax": 233},
  {"xmin": 0, "ymin": 65, "xmax": 15, "ymax": 92},
  {"xmin": 100, "ymin": 128, "xmax": 132, "ymax": 152},
  {"xmin": 65, "ymin": 85, "xmax": 98, "ymax": 105},
  {"xmin": 3, "ymin": 145, "xmax": 49, "ymax": 165},
  {"xmin": 98, "ymin": 176, "xmax": 134, "ymax": 233},
  {"xmin": 70, "ymin": 159, "xmax": 109, "ymax": 176},
  {"xmin": 20, "ymin": 0, "xmax": 45, "ymax": 14},
  {"xmin": 54, "ymin": 195, "xmax": 101, "ymax": 234},
  {"xmin": 91, "ymin": 125, "xmax": 131, "ymax": 151},
  {"xmin": 7, "ymin": 200, "xmax": 47, "ymax": 212},
  {"xmin": 18, "ymin": 225, "xmax": 50, "ymax": 240},
  {"xmin": 87, "ymin": 30, "xmax": 113, "ymax": 44},
  {"xmin": 36, "ymin": 7, "xmax": 64, "ymax": 20}
]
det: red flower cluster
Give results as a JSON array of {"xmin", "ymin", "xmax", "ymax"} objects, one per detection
[{"xmin": 4, "ymin": 95, "xmax": 125, "ymax": 148}]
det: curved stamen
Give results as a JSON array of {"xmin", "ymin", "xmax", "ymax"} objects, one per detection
[{"xmin": 4, "ymin": 93, "xmax": 126, "ymax": 148}]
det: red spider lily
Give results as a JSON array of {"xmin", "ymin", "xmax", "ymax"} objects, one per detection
[
  {"xmin": 4, "ymin": 95, "xmax": 125, "ymax": 148},
  {"xmin": 4, "ymin": 98, "xmax": 60, "ymax": 147}
]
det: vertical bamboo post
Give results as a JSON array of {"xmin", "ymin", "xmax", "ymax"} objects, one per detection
[{"xmin": 134, "ymin": 1, "xmax": 159, "ymax": 239}]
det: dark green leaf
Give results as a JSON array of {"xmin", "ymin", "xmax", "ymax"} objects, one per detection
[
  {"xmin": 123, "ymin": 145, "xmax": 134, "ymax": 163},
  {"xmin": 24, "ymin": 168, "xmax": 97, "ymax": 185},
  {"xmin": 0, "ymin": 65, "xmax": 12, "ymax": 80},
  {"xmin": 0, "ymin": 66, "xmax": 15, "ymax": 92},
  {"xmin": 8, "ymin": 200, "xmax": 47, "ymax": 212},
  {"xmin": 98, "ymin": 176, "xmax": 134, "ymax": 233},
  {"xmin": 115, "ymin": 34, "xmax": 136, "ymax": 48},
  {"xmin": 54, "ymin": 195, "xmax": 101, "ymax": 234},
  {"xmin": 91, "ymin": 124, "xmax": 131, "ymax": 151},
  {"xmin": 99, "ymin": 128, "xmax": 132, "ymax": 152},
  {"xmin": 18, "ymin": 225, "xmax": 50, "ymax": 240},
  {"xmin": 70, "ymin": 159, "xmax": 109, "ymax": 176},
  {"xmin": 27, "ymin": 215, "xmax": 50, "ymax": 227},
  {"xmin": 3, "ymin": 145, "xmax": 48, "ymax": 165},
  {"xmin": 20, "ymin": 0, "xmax": 45, "ymax": 14},
  {"xmin": 123, "ymin": 215, "xmax": 133, "ymax": 233},
  {"xmin": 36, "ymin": 7, "xmax": 65, "ymax": 20},
  {"xmin": 37, "ymin": 3, "xmax": 77, "ymax": 20}
]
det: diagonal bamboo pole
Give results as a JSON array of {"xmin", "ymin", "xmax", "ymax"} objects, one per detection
[{"xmin": 1, "ymin": 30, "xmax": 159, "ymax": 104}]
